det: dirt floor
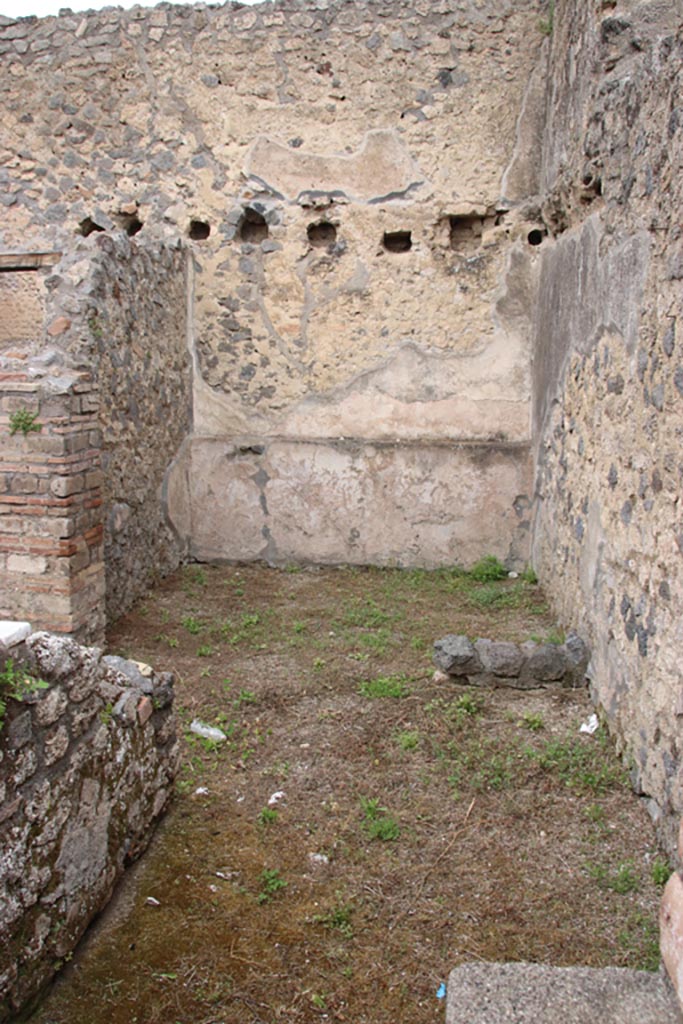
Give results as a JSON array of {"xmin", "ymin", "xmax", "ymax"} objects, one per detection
[{"xmin": 30, "ymin": 562, "xmax": 668, "ymax": 1024}]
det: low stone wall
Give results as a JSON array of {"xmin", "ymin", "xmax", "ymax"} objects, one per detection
[
  {"xmin": 433, "ymin": 632, "xmax": 589, "ymax": 689},
  {"xmin": 0, "ymin": 625, "xmax": 178, "ymax": 1022}
]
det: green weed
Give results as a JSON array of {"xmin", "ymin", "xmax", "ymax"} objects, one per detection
[
  {"xmin": 469, "ymin": 555, "xmax": 508, "ymax": 582},
  {"xmin": 257, "ymin": 868, "xmax": 287, "ymax": 903},
  {"xmin": 359, "ymin": 674, "xmax": 409, "ymax": 699},
  {"xmin": 342, "ymin": 598, "xmax": 392, "ymax": 629},
  {"xmin": 396, "ymin": 730, "xmax": 420, "ymax": 751},
  {"xmin": 651, "ymin": 858, "xmax": 672, "ymax": 887},
  {"xmin": 313, "ymin": 898, "xmax": 354, "ymax": 939},
  {"xmin": 589, "ymin": 860, "xmax": 639, "ymax": 894},
  {"xmin": 618, "ymin": 912, "xmax": 660, "ymax": 971},
  {"xmin": 425, "ymin": 693, "xmax": 483, "ymax": 727},
  {"xmin": 182, "ymin": 616, "xmax": 203, "ymax": 635},
  {"xmin": 530, "ymin": 735, "xmax": 623, "ymax": 793},
  {"xmin": 519, "ymin": 712, "xmax": 544, "ymax": 732},
  {"xmin": 360, "ymin": 797, "xmax": 400, "ymax": 841},
  {"xmin": 258, "ymin": 807, "xmax": 278, "ymax": 826},
  {"xmin": 539, "ymin": 0, "xmax": 554, "ymax": 35},
  {"xmin": 9, "ymin": 407, "xmax": 41, "ymax": 437},
  {"xmin": 0, "ymin": 659, "xmax": 49, "ymax": 731},
  {"xmin": 234, "ymin": 688, "xmax": 258, "ymax": 706}
]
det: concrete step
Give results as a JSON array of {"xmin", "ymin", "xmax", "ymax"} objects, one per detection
[{"xmin": 446, "ymin": 962, "xmax": 683, "ymax": 1024}]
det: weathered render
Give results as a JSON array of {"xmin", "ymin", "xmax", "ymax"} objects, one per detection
[
  {"xmin": 0, "ymin": 0, "xmax": 548, "ymax": 590},
  {"xmin": 0, "ymin": 627, "xmax": 178, "ymax": 1020}
]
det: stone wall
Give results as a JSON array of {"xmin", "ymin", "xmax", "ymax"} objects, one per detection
[
  {"xmin": 42, "ymin": 236, "xmax": 192, "ymax": 620},
  {"xmin": 0, "ymin": 0, "xmax": 549, "ymax": 572},
  {"xmin": 531, "ymin": 0, "xmax": 683, "ymax": 855},
  {"xmin": 0, "ymin": 235, "xmax": 191, "ymax": 634},
  {"xmin": 0, "ymin": 626, "xmax": 178, "ymax": 1021}
]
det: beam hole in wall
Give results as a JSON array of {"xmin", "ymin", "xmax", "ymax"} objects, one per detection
[
  {"xmin": 527, "ymin": 228, "xmax": 546, "ymax": 246},
  {"xmin": 383, "ymin": 230, "xmax": 412, "ymax": 253},
  {"xmin": 448, "ymin": 215, "xmax": 483, "ymax": 254},
  {"xmin": 239, "ymin": 208, "xmax": 269, "ymax": 244},
  {"xmin": 307, "ymin": 221, "xmax": 337, "ymax": 248},
  {"xmin": 78, "ymin": 217, "xmax": 106, "ymax": 237},
  {"xmin": 189, "ymin": 219, "xmax": 211, "ymax": 241},
  {"xmin": 116, "ymin": 213, "xmax": 143, "ymax": 237}
]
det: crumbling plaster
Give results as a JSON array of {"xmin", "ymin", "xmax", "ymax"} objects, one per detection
[{"xmin": 0, "ymin": 0, "xmax": 548, "ymax": 576}]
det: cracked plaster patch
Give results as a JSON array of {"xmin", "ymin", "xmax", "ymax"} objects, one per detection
[{"xmin": 244, "ymin": 130, "xmax": 427, "ymax": 204}]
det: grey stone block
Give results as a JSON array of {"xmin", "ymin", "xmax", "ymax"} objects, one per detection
[
  {"xmin": 433, "ymin": 635, "xmax": 482, "ymax": 676},
  {"xmin": 446, "ymin": 962, "xmax": 682, "ymax": 1024},
  {"xmin": 475, "ymin": 639, "xmax": 524, "ymax": 677}
]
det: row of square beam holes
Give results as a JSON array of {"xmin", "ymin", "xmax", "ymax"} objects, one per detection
[{"xmin": 79, "ymin": 210, "xmax": 545, "ymax": 249}]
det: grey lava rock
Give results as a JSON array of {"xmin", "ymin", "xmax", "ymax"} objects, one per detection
[{"xmin": 433, "ymin": 635, "xmax": 482, "ymax": 676}]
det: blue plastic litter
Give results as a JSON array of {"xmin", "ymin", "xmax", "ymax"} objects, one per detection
[{"xmin": 436, "ymin": 983, "xmax": 447, "ymax": 999}]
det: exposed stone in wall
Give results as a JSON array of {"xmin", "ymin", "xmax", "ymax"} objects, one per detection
[
  {"xmin": 0, "ymin": 627, "xmax": 178, "ymax": 1021},
  {"xmin": 55, "ymin": 236, "xmax": 192, "ymax": 620},
  {"xmin": 532, "ymin": 0, "xmax": 683, "ymax": 855},
  {"xmin": 0, "ymin": 0, "xmax": 548, "ymax": 572},
  {"xmin": 0, "ymin": 234, "xmax": 191, "ymax": 631},
  {"xmin": 0, "ymin": 362, "xmax": 105, "ymax": 642}
]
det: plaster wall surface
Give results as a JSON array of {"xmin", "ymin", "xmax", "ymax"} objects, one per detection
[
  {"xmin": 532, "ymin": 0, "xmax": 683, "ymax": 855},
  {"xmin": 0, "ymin": 0, "xmax": 548, "ymax": 571}
]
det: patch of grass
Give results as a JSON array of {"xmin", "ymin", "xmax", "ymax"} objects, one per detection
[
  {"xmin": 234, "ymin": 688, "xmax": 258, "ymax": 706},
  {"xmin": 468, "ymin": 582, "xmax": 526, "ymax": 609},
  {"xmin": 359, "ymin": 674, "xmax": 409, "ymax": 699},
  {"xmin": 530, "ymin": 628, "xmax": 565, "ymax": 645},
  {"xmin": 341, "ymin": 598, "xmax": 392, "ymax": 629},
  {"xmin": 395, "ymin": 730, "xmax": 420, "ymax": 751},
  {"xmin": 529, "ymin": 734, "xmax": 624, "ymax": 794},
  {"xmin": 539, "ymin": 0, "xmax": 554, "ymax": 36},
  {"xmin": 182, "ymin": 616, "xmax": 203, "ymax": 635},
  {"xmin": 618, "ymin": 911, "xmax": 660, "ymax": 971},
  {"xmin": 258, "ymin": 807, "xmax": 278, "ymax": 826},
  {"xmin": 313, "ymin": 898, "xmax": 354, "ymax": 939},
  {"xmin": 219, "ymin": 611, "xmax": 267, "ymax": 647},
  {"xmin": 425, "ymin": 693, "xmax": 483, "ymax": 727},
  {"xmin": 585, "ymin": 803, "xmax": 606, "ymax": 826},
  {"xmin": 360, "ymin": 797, "xmax": 400, "ymax": 841},
  {"xmin": 197, "ymin": 644, "xmax": 214, "ymax": 657},
  {"xmin": 469, "ymin": 555, "xmax": 508, "ymax": 582},
  {"xmin": 519, "ymin": 712, "xmax": 544, "ymax": 732},
  {"xmin": 156, "ymin": 632, "xmax": 179, "ymax": 649},
  {"xmin": 589, "ymin": 860, "xmax": 640, "ymax": 894},
  {"xmin": 520, "ymin": 566, "xmax": 538, "ymax": 584},
  {"xmin": 257, "ymin": 868, "xmax": 287, "ymax": 904},
  {"xmin": 358, "ymin": 627, "xmax": 393, "ymax": 654},
  {"xmin": 651, "ymin": 858, "xmax": 672, "ymax": 887},
  {"xmin": 187, "ymin": 566, "xmax": 207, "ymax": 587}
]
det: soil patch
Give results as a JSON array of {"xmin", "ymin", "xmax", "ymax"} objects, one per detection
[{"xmin": 30, "ymin": 564, "xmax": 666, "ymax": 1024}]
